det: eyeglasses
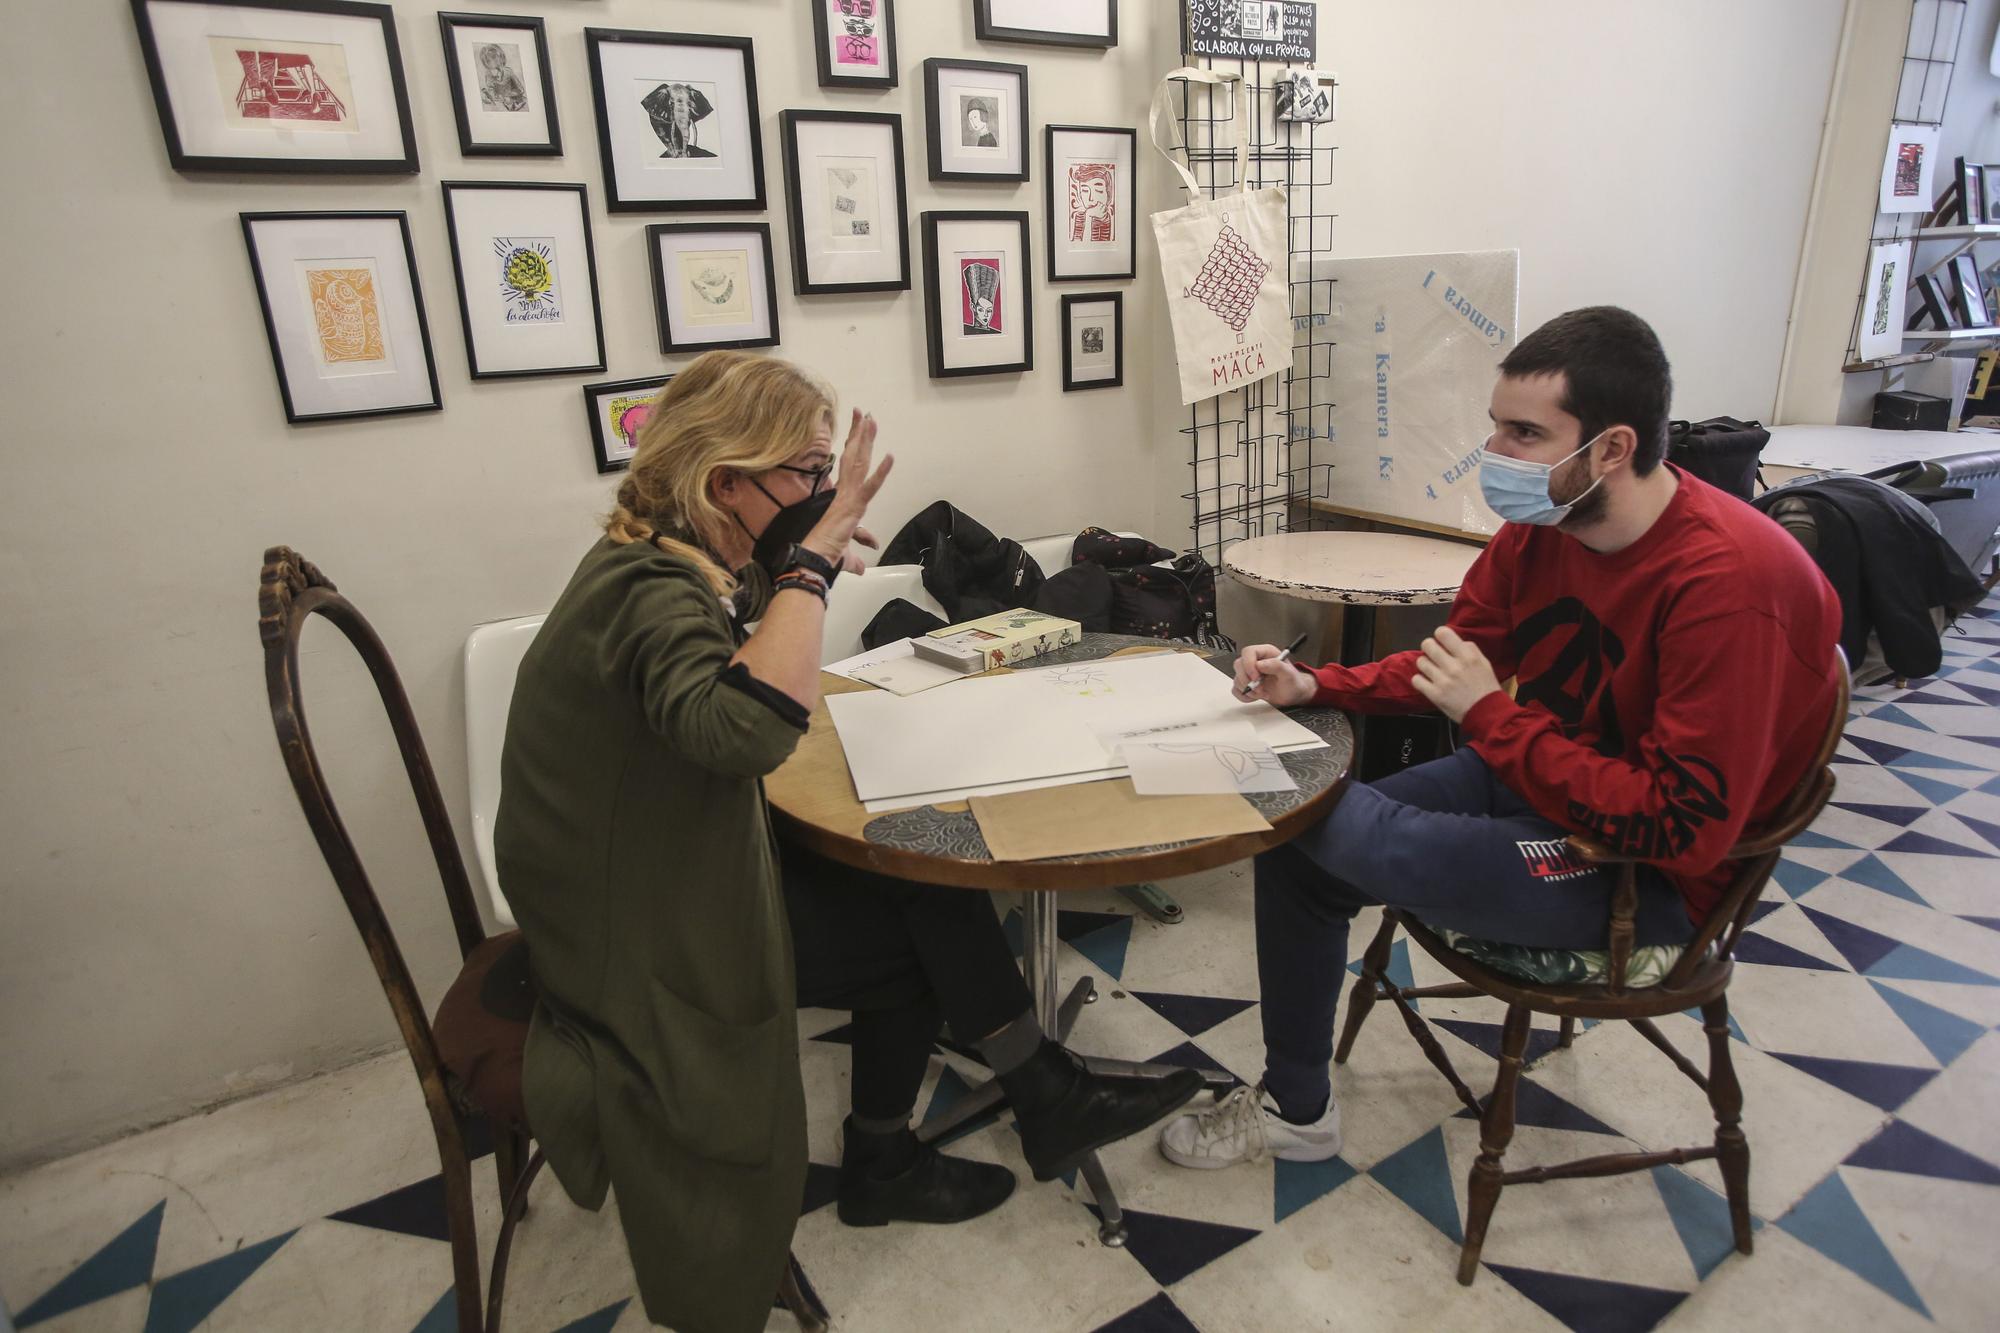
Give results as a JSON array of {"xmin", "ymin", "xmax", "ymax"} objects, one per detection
[{"xmin": 775, "ymin": 461, "xmax": 832, "ymax": 493}]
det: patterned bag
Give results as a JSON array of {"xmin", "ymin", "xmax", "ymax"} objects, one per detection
[{"xmin": 1149, "ymin": 67, "xmax": 1294, "ymax": 406}]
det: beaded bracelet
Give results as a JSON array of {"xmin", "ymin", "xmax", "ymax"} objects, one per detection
[{"xmin": 773, "ymin": 571, "xmax": 829, "ymax": 605}]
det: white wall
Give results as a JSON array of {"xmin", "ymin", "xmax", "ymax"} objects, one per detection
[{"xmin": 2, "ymin": 0, "xmax": 1850, "ymax": 1168}]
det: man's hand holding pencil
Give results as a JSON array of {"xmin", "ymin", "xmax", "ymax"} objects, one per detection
[{"xmin": 1232, "ymin": 631, "xmax": 1317, "ymax": 707}]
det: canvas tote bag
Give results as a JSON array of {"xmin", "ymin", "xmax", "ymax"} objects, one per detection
[{"xmin": 1149, "ymin": 68, "xmax": 1293, "ymax": 406}]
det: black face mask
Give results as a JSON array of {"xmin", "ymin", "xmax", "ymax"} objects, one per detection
[{"xmin": 734, "ymin": 479, "xmax": 839, "ymax": 575}]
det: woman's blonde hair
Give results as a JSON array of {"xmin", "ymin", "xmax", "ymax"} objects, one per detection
[{"xmin": 605, "ymin": 351, "xmax": 836, "ymax": 596}]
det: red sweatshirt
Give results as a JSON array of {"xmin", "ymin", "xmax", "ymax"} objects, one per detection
[{"xmin": 1305, "ymin": 469, "xmax": 1843, "ymax": 923}]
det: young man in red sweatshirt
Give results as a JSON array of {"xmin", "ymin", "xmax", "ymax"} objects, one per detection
[{"xmin": 1161, "ymin": 306, "xmax": 1843, "ymax": 1169}]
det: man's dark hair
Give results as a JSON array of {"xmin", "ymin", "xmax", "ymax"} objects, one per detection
[{"xmin": 1498, "ymin": 306, "xmax": 1673, "ymax": 475}]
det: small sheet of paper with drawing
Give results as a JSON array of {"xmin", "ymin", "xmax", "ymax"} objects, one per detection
[
  {"xmin": 971, "ymin": 780, "xmax": 1271, "ymax": 862},
  {"xmin": 1114, "ymin": 720, "xmax": 1299, "ymax": 796}
]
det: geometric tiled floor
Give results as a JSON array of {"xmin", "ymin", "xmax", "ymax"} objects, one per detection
[{"xmin": 6, "ymin": 595, "xmax": 1999, "ymax": 1332}]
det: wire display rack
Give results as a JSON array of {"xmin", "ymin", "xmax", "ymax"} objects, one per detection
[{"xmin": 1165, "ymin": 54, "xmax": 1340, "ymax": 563}]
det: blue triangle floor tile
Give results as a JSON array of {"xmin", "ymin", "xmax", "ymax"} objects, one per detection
[
  {"xmin": 1369, "ymin": 1126, "xmax": 1462, "ymax": 1244},
  {"xmin": 1950, "ymin": 811, "xmax": 2000, "ymax": 853},
  {"xmin": 1878, "ymin": 828, "xmax": 1992, "ymax": 859},
  {"xmin": 1274, "ymin": 1153, "xmax": 1360, "ymax": 1223},
  {"xmin": 1981, "ymin": 775, "xmax": 2000, "ymax": 797},
  {"xmin": 1869, "ymin": 980, "xmax": 1986, "ymax": 1066},
  {"xmin": 1747, "ymin": 899, "xmax": 1785, "ymax": 925},
  {"xmin": 1867, "ymin": 942, "xmax": 2000, "ymax": 988},
  {"xmin": 1091, "ymin": 1292, "xmax": 1203, "ymax": 1333},
  {"xmin": 1788, "ymin": 829, "xmax": 1861, "ymax": 850},
  {"xmin": 1453, "ymin": 1078, "xmax": 1623, "ymax": 1136},
  {"xmin": 1778, "ymin": 1171, "xmax": 1929, "ymax": 1316},
  {"xmin": 1733, "ymin": 931, "xmax": 1846, "ymax": 970},
  {"xmin": 410, "ymin": 1287, "xmax": 456, "ymax": 1333},
  {"xmin": 1434, "ymin": 1018, "xmax": 1563, "ymax": 1067},
  {"xmin": 1130, "ymin": 990, "xmax": 1257, "ymax": 1039},
  {"xmin": 1769, "ymin": 858, "xmax": 1831, "ymax": 897},
  {"xmin": 1962, "ymin": 915, "xmax": 2000, "ymax": 934},
  {"xmin": 1887, "ymin": 748, "xmax": 1992, "ymax": 772},
  {"xmin": 1891, "ymin": 689, "xmax": 1980, "ymax": 706},
  {"xmin": 328, "ymin": 1175, "xmax": 452, "ymax": 1243},
  {"xmin": 799, "ymin": 1161, "xmax": 842, "ymax": 1216},
  {"xmin": 16, "ymin": 1200, "xmax": 165, "ymax": 1328},
  {"xmin": 1652, "ymin": 1165, "xmax": 1760, "ymax": 1281},
  {"xmin": 1675, "ymin": 1004, "xmax": 1748, "ymax": 1043},
  {"xmin": 1056, "ymin": 908, "xmax": 1129, "ymax": 943},
  {"xmin": 553, "ymin": 1299, "xmax": 630, "ymax": 1333},
  {"xmin": 142, "ymin": 1231, "xmax": 296, "ymax": 1333},
  {"xmin": 1843, "ymin": 736, "xmax": 1909, "ymax": 766},
  {"xmin": 1864, "ymin": 705, "xmax": 1932, "ymax": 732},
  {"xmin": 1767, "ymin": 1053, "xmax": 1936, "ymax": 1112},
  {"xmin": 1145, "ymin": 1040, "xmax": 1243, "ymax": 1088},
  {"xmin": 1345, "ymin": 937, "xmax": 1416, "ymax": 992},
  {"xmin": 1836, "ymin": 855, "xmax": 1929, "ymax": 908},
  {"xmin": 1950, "ymin": 678, "xmax": 2000, "ymax": 706},
  {"xmin": 1484, "ymin": 1263, "xmax": 1686, "ymax": 1333},
  {"xmin": 1845, "ymin": 1119, "xmax": 2000, "ymax": 1185},
  {"xmin": 1889, "ymin": 770, "xmax": 1970, "ymax": 806},
  {"xmin": 1084, "ymin": 1206, "xmax": 1259, "ymax": 1287},
  {"xmin": 809, "ymin": 1020, "xmax": 855, "ymax": 1046},
  {"xmin": 918, "ymin": 1065, "xmax": 997, "ymax": 1147},
  {"xmin": 1068, "ymin": 917, "xmax": 1133, "ymax": 980},
  {"xmin": 1799, "ymin": 906, "xmax": 1901, "ymax": 973},
  {"xmin": 1829, "ymin": 801, "xmax": 1929, "ymax": 828}
]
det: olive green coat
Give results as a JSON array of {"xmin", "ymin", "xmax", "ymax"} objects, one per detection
[{"xmin": 496, "ymin": 537, "xmax": 807, "ymax": 1333}]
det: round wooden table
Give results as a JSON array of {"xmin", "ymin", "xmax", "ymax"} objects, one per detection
[
  {"xmin": 1222, "ymin": 531, "xmax": 1483, "ymax": 609},
  {"xmin": 766, "ymin": 633, "xmax": 1354, "ymax": 1244}
]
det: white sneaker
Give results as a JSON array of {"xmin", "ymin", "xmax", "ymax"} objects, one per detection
[{"xmin": 1158, "ymin": 1084, "xmax": 1342, "ymax": 1169}]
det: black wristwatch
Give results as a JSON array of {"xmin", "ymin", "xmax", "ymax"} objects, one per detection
[{"xmin": 777, "ymin": 542, "xmax": 841, "ymax": 587}]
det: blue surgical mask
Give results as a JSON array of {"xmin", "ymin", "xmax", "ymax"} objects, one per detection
[{"xmin": 1478, "ymin": 431, "xmax": 1607, "ymax": 526}]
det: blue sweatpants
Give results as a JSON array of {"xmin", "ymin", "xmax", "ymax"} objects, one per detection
[{"xmin": 1256, "ymin": 745, "xmax": 1696, "ymax": 1119}]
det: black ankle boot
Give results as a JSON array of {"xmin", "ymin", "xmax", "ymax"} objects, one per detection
[
  {"xmin": 1008, "ymin": 1048, "xmax": 1206, "ymax": 1183},
  {"xmin": 835, "ymin": 1124, "xmax": 1016, "ymax": 1227}
]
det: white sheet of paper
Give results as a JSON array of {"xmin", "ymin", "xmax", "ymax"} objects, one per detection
[
  {"xmin": 824, "ymin": 638, "xmax": 915, "ymax": 680},
  {"xmin": 1120, "ymin": 725, "xmax": 1299, "ymax": 796},
  {"xmin": 848, "ymin": 651, "xmax": 966, "ymax": 695},
  {"xmin": 827, "ymin": 650, "xmax": 1324, "ymax": 804}
]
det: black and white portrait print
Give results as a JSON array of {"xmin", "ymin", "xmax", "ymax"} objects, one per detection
[
  {"xmin": 642, "ymin": 81, "xmax": 717, "ymax": 159},
  {"xmin": 1080, "ymin": 323, "xmax": 1105, "ymax": 355},
  {"xmin": 476, "ymin": 42, "xmax": 529, "ymax": 113},
  {"xmin": 959, "ymin": 94, "xmax": 1000, "ymax": 149}
]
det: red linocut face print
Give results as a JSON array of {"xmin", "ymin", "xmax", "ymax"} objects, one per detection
[
  {"xmin": 1068, "ymin": 162, "xmax": 1116, "ymax": 243},
  {"xmin": 234, "ymin": 50, "xmax": 347, "ymax": 122},
  {"xmin": 832, "ymin": 0, "xmax": 880, "ymax": 68},
  {"xmin": 960, "ymin": 258, "xmax": 1002, "ymax": 335}
]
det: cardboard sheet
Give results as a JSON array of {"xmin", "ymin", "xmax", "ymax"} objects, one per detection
[{"xmin": 970, "ymin": 779, "xmax": 1271, "ymax": 862}]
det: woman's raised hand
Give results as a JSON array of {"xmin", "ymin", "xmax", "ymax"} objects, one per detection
[{"xmin": 804, "ymin": 408, "xmax": 895, "ymax": 575}]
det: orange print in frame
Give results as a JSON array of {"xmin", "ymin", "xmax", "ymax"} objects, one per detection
[{"xmin": 308, "ymin": 267, "xmax": 387, "ymax": 363}]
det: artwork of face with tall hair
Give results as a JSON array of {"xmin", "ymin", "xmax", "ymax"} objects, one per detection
[
  {"xmin": 960, "ymin": 257, "xmax": 1002, "ymax": 335},
  {"xmin": 641, "ymin": 80, "xmax": 717, "ymax": 159},
  {"xmin": 475, "ymin": 42, "xmax": 529, "ymax": 112},
  {"xmin": 1067, "ymin": 162, "xmax": 1116, "ymax": 244}
]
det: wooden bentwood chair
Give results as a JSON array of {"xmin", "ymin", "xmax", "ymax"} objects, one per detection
[
  {"xmin": 1333, "ymin": 656, "xmax": 1848, "ymax": 1285},
  {"xmin": 258, "ymin": 547, "xmax": 829, "ymax": 1333}
]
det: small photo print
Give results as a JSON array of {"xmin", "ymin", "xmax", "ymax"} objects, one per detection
[
  {"xmin": 680, "ymin": 249, "xmax": 753, "ymax": 325},
  {"xmin": 830, "ymin": 0, "xmax": 881, "ymax": 69},
  {"xmin": 211, "ymin": 37, "xmax": 358, "ymax": 132},
  {"xmin": 957, "ymin": 92, "xmax": 1001, "ymax": 150},
  {"xmin": 1223, "ymin": 1, "xmax": 1285, "ymax": 40},
  {"xmin": 493, "ymin": 237, "xmax": 564, "ymax": 324},
  {"xmin": 823, "ymin": 158, "xmax": 879, "ymax": 240},
  {"xmin": 604, "ymin": 392, "xmax": 656, "ymax": 461},
  {"xmin": 959, "ymin": 255, "xmax": 1003, "ymax": 335},
  {"xmin": 1066, "ymin": 161, "xmax": 1117, "ymax": 244},
  {"xmin": 300, "ymin": 260, "xmax": 392, "ymax": 375},
  {"xmin": 474, "ymin": 41, "xmax": 530, "ymax": 112},
  {"xmin": 1081, "ymin": 323, "xmax": 1105, "ymax": 355},
  {"xmin": 639, "ymin": 79, "xmax": 720, "ymax": 160}
]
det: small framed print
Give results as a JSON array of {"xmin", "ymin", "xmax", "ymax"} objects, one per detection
[
  {"xmin": 131, "ymin": 0, "xmax": 418, "ymax": 173},
  {"xmin": 438, "ymin": 13, "xmax": 560, "ymax": 156},
  {"xmin": 923, "ymin": 58, "xmax": 1028, "ymax": 182},
  {"xmin": 812, "ymin": 0, "xmax": 897, "ymax": 90},
  {"xmin": 781, "ymin": 110, "xmax": 911, "ymax": 294},
  {"xmin": 648, "ymin": 223, "xmax": 780, "ymax": 354},
  {"xmin": 586, "ymin": 28, "xmax": 766, "ymax": 212},
  {"xmin": 1045, "ymin": 125, "xmax": 1136, "ymax": 282},
  {"xmin": 1960, "ymin": 159, "xmax": 1986, "ymax": 227},
  {"xmin": 240, "ymin": 211, "xmax": 441, "ymax": 424},
  {"xmin": 583, "ymin": 374, "xmax": 672, "ymax": 474},
  {"xmin": 441, "ymin": 182, "xmax": 605, "ymax": 379},
  {"xmin": 1061, "ymin": 292, "xmax": 1122, "ymax": 390},
  {"xmin": 1953, "ymin": 254, "xmax": 1991, "ymax": 327},
  {"xmin": 973, "ymin": 0, "xmax": 1117, "ymax": 48},
  {"xmin": 921, "ymin": 211, "xmax": 1032, "ymax": 378},
  {"xmin": 1911, "ymin": 271, "xmax": 1957, "ymax": 331},
  {"xmin": 1982, "ymin": 165, "xmax": 2000, "ymax": 224}
]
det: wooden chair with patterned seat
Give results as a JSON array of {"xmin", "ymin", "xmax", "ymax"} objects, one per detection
[
  {"xmin": 257, "ymin": 545, "xmax": 829, "ymax": 1333},
  {"xmin": 1331, "ymin": 654, "xmax": 1848, "ymax": 1285}
]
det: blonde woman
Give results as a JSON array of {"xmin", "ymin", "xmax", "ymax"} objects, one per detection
[{"xmin": 496, "ymin": 351, "xmax": 1198, "ymax": 1332}]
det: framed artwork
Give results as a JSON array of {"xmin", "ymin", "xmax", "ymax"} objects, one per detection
[
  {"xmin": 438, "ymin": 13, "xmax": 560, "ymax": 156},
  {"xmin": 1061, "ymin": 292, "xmax": 1123, "ymax": 390},
  {"xmin": 921, "ymin": 211, "xmax": 1032, "ymax": 378},
  {"xmin": 1857, "ymin": 239, "xmax": 1910, "ymax": 362},
  {"xmin": 1879, "ymin": 122, "xmax": 1939, "ymax": 214},
  {"xmin": 1045, "ymin": 125, "xmax": 1136, "ymax": 282},
  {"xmin": 1952, "ymin": 254, "xmax": 1991, "ymax": 327},
  {"xmin": 1983, "ymin": 165, "xmax": 2000, "ymax": 224},
  {"xmin": 130, "ymin": 0, "xmax": 418, "ymax": 173},
  {"xmin": 240, "ymin": 211, "xmax": 441, "ymax": 423},
  {"xmin": 586, "ymin": 29, "xmax": 766, "ymax": 212},
  {"xmin": 1959, "ymin": 159, "xmax": 1986, "ymax": 227},
  {"xmin": 973, "ymin": 0, "xmax": 1117, "ymax": 48},
  {"xmin": 811, "ymin": 0, "xmax": 897, "ymax": 90},
  {"xmin": 923, "ymin": 58, "xmax": 1028, "ymax": 182},
  {"xmin": 583, "ymin": 374, "xmax": 672, "ymax": 474},
  {"xmin": 1912, "ymin": 272, "xmax": 1957, "ymax": 331},
  {"xmin": 440, "ymin": 182, "xmax": 605, "ymax": 379},
  {"xmin": 1182, "ymin": 0, "xmax": 1317, "ymax": 62},
  {"xmin": 647, "ymin": 223, "xmax": 780, "ymax": 354},
  {"xmin": 781, "ymin": 110, "xmax": 911, "ymax": 294}
]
